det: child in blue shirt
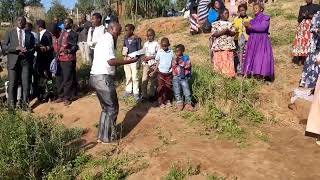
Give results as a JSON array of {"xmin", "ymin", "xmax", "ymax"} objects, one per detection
[
  {"xmin": 172, "ymin": 44, "xmax": 193, "ymax": 111},
  {"xmin": 154, "ymin": 38, "xmax": 175, "ymax": 108}
]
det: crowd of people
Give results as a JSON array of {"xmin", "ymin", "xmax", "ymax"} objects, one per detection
[{"xmin": 0, "ymin": 0, "xmax": 319, "ymax": 144}]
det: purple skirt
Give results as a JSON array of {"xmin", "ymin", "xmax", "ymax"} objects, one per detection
[{"xmin": 243, "ymin": 33, "xmax": 275, "ymax": 79}]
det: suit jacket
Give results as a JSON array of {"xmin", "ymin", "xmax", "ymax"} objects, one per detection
[
  {"xmin": 2, "ymin": 28, "xmax": 35, "ymax": 69},
  {"xmin": 36, "ymin": 30, "xmax": 53, "ymax": 72}
]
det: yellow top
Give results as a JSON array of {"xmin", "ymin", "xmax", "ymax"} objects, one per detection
[{"xmin": 233, "ymin": 16, "xmax": 252, "ymax": 41}]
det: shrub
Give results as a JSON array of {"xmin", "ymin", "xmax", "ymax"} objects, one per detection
[
  {"xmin": 0, "ymin": 110, "xmax": 85, "ymax": 179},
  {"xmin": 184, "ymin": 64, "xmax": 263, "ymax": 141}
]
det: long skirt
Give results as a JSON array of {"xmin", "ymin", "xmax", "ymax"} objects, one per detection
[
  {"xmin": 292, "ymin": 19, "xmax": 312, "ymax": 57},
  {"xmin": 212, "ymin": 50, "xmax": 236, "ymax": 78},
  {"xmin": 305, "ymin": 78, "xmax": 320, "ymax": 138}
]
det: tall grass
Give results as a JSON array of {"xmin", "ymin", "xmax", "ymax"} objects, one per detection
[
  {"xmin": 0, "ymin": 110, "xmax": 86, "ymax": 179},
  {"xmin": 183, "ymin": 64, "xmax": 263, "ymax": 141}
]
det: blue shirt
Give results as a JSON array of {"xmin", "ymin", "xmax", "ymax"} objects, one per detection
[
  {"xmin": 208, "ymin": 9, "xmax": 219, "ymax": 24},
  {"xmin": 156, "ymin": 49, "xmax": 174, "ymax": 73}
]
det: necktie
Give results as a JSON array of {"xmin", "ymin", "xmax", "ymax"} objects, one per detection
[{"xmin": 19, "ymin": 29, "xmax": 23, "ymax": 47}]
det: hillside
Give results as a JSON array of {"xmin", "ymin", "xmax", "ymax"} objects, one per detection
[{"xmin": 31, "ymin": 0, "xmax": 320, "ymax": 179}]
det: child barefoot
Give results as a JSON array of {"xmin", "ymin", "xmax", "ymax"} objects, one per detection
[
  {"xmin": 141, "ymin": 29, "xmax": 160, "ymax": 101},
  {"xmin": 172, "ymin": 44, "xmax": 194, "ymax": 111},
  {"xmin": 154, "ymin": 38, "xmax": 174, "ymax": 108}
]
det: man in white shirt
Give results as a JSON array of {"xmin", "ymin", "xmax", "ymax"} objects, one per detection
[
  {"xmin": 87, "ymin": 13, "xmax": 105, "ymax": 63},
  {"xmin": 90, "ymin": 22, "xmax": 138, "ymax": 144}
]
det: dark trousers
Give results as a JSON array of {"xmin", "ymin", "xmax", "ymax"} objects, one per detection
[
  {"xmin": 90, "ymin": 74, "xmax": 119, "ymax": 143},
  {"xmin": 56, "ymin": 61, "xmax": 76, "ymax": 100},
  {"xmin": 8, "ymin": 59, "xmax": 31, "ymax": 107},
  {"xmin": 89, "ymin": 49, "xmax": 94, "ymax": 64},
  {"xmin": 157, "ymin": 72, "xmax": 173, "ymax": 105}
]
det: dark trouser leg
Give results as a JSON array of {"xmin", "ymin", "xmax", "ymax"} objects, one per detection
[
  {"xmin": 89, "ymin": 49, "xmax": 94, "ymax": 64},
  {"xmin": 57, "ymin": 61, "xmax": 76, "ymax": 100},
  {"xmin": 56, "ymin": 62, "xmax": 64, "ymax": 99},
  {"xmin": 90, "ymin": 75, "xmax": 119, "ymax": 143},
  {"xmin": 7, "ymin": 68, "xmax": 19, "ymax": 108},
  {"xmin": 157, "ymin": 73, "xmax": 165, "ymax": 104},
  {"xmin": 164, "ymin": 75, "xmax": 173, "ymax": 103},
  {"xmin": 21, "ymin": 62, "xmax": 31, "ymax": 106}
]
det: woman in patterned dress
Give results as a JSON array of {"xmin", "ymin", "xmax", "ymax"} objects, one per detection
[
  {"xmin": 210, "ymin": 8, "xmax": 237, "ymax": 78},
  {"xmin": 292, "ymin": 0, "xmax": 320, "ymax": 65},
  {"xmin": 300, "ymin": 11, "xmax": 320, "ymax": 89}
]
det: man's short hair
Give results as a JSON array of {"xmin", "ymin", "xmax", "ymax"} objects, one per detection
[
  {"xmin": 92, "ymin": 13, "xmax": 102, "ymax": 21},
  {"xmin": 125, "ymin": 24, "xmax": 135, "ymax": 31},
  {"xmin": 36, "ymin": 20, "xmax": 46, "ymax": 29}
]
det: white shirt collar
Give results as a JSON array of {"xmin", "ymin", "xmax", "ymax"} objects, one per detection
[
  {"xmin": 40, "ymin": 29, "xmax": 46, "ymax": 34},
  {"xmin": 65, "ymin": 29, "xmax": 72, "ymax": 32},
  {"xmin": 16, "ymin": 27, "xmax": 24, "ymax": 32}
]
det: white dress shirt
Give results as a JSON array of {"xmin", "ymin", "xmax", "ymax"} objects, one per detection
[
  {"xmin": 87, "ymin": 25, "xmax": 105, "ymax": 49},
  {"xmin": 16, "ymin": 27, "xmax": 25, "ymax": 47},
  {"xmin": 90, "ymin": 32, "xmax": 116, "ymax": 75},
  {"xmin": 39, "ymin": 29, "xmax": 46, "ymax": 41},
  {"xmin": 142, "ymin": 41, "xmax": 160, "ymax": 66}
]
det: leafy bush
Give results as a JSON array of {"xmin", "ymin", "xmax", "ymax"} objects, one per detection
[
  {"xmin": 184, "ymin": 64, "xmax": 263, "ymax": 141},
  {"xmin": 0, "ymin": 110, "xmax": 85, "ymax": 179}
]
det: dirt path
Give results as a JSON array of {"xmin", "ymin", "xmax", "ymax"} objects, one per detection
[
  {"xmin": 33, "ymin": 94, "xmax": 320, "ymax": 179},
  {"xmin": 33, "ymin": 1, "xmax": 320, "ymax": 178}
]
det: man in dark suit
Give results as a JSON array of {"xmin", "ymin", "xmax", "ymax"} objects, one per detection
[
  {"xmin": 34, "ymin": 20, "xmax": 53, "ymax": 102},
  {"xmin": 54, "ymin": 18, "xmax": 78, "ymax": 106},
  {"xmin": 2, "ymin": 16, "xmax": 35, "ymax": 110}
]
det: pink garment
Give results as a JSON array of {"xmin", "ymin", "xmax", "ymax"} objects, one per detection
[
  {"xmin": 306, "ymin": 79, "xmax": 320, "ymax": 138},
  {"xmin": 230, "ymin": 0, "xmax": 237, "ymax": 16}
]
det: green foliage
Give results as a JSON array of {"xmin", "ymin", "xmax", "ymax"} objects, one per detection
[
  {"xmin": 208, "ymin": 174, "xmax": 226, "ymax": 180},
  {"xmin": 47, "ymin": 0, "xmax": 68, "ymax": 22},
  {"xmin": 75, "ymin": 0, "xmax": 94, "ymax": 15},
  {"xmin": 271, "ymin": 31, "xmax": 295, "ymax": 46},
  {"xmin": 165, "ymin": 166, "xmax": 186, "ymax": 180},
  {"xmin": 175, "ymin": 0, "xmax": 187, "ymax": 11},
  {"xmin": 164, "ymin": 163, "xmax": 200, "ymax": 180},
  {"xmin": 0, "ymin": 0, "xmax": 42, "ymax": 22},
  {"xmin": 79, "ymin": 153, "xmax": 149, "ymax": 179},
  {"xmin": 184, "ymin": 64, "xmax": 263, "ymax": 141},
  {"xmin": 125, "ymin": 0, "xmax": 172, "ymax": 18},
  {"xmin": 0, "ymin": 110, "xmax": 86, "ymax": 179}
]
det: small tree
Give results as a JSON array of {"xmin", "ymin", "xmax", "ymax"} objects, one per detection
[
  {"xmin": 75, "ymin": 0, "xmax": 94, "ymax": 15},
  {"xmin": 47, "ymin": 0, "xmax": 68, "ymax": 22}
]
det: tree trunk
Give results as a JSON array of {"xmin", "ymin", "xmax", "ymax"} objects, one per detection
[{"xmin": 135, "ymin": 0, "xmax": 138, "ymax": 22}]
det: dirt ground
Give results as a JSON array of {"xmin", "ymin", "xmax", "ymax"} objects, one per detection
[{"xmin": 33, "ymin": 1, "xmax": 320, "ymax": 179}]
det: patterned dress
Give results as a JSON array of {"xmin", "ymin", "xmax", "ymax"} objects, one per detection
[
  {"xmin": 292, "ymin": 19, "xmax": 313, "ymax": 57},
  {"xmin": 292, "ymin": 3, "xmax": 320, "ymax": 57},
  {"xmin": 300, "ymin": 11, "xmax": 320, "ymax": 88},
  {"xmin": 211, "ymin": 20, "xmax": 236, "ymax": 78}
]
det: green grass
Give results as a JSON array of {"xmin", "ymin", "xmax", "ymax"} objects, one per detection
[
  {"xmin": 78, "ymin": 153, "xmax": 149, "ymax": 179},
  {"xmin": 271, "ymin": 31, "xmax": 295, "ymax": 46},
  {"xmin": 164, "ymin": 163, "xmax": 200, "ymax": 180},
  {"xmin": 208, "ymin": 175, "xmax": 227, "ymax": 180},
  {"xmin": 181, "ymin": 64, "xmax": 264, "ymax": 142}
]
